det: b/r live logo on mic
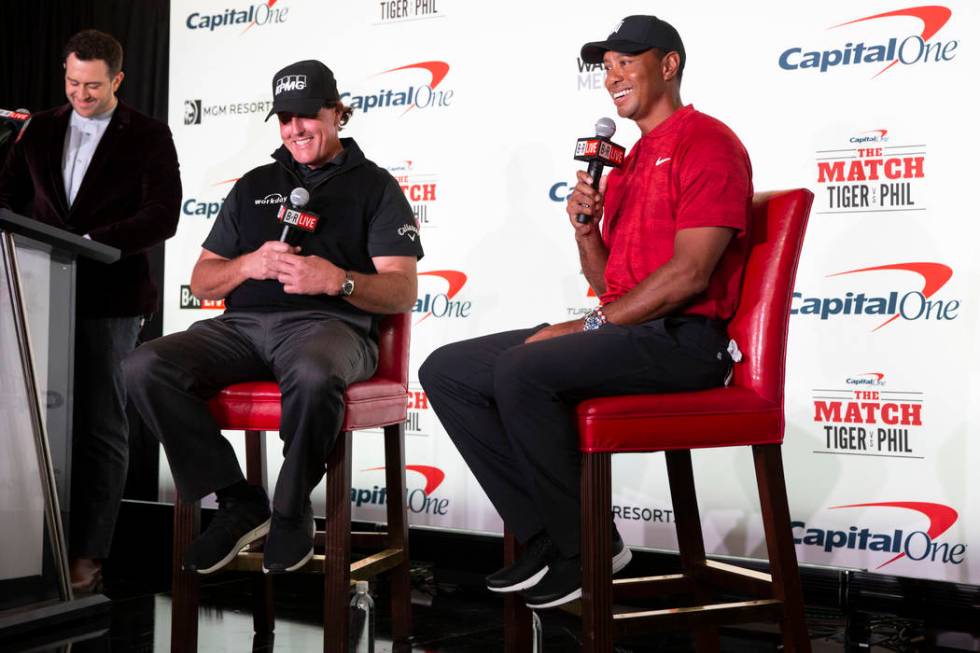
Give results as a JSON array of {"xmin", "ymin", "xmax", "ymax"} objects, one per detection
[{"xmin": 179, "ymin": 285, "xmax": 224, "ymax": 310}]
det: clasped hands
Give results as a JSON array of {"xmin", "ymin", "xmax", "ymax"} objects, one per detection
[{"xmin": 243, "ymin": 241, "xmax": 345, "ymax": 296}]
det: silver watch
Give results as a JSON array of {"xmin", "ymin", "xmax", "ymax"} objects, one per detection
[{"xmin": 341, "ymin": 271, "xmax": 355, "ymax": 297}]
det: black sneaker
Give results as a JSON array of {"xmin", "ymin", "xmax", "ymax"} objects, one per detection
[
  {"xmin": 262, "ymin": 502, "xmax": 315, "ymax": 574},
  {"xmin": 487, "ymin": 532, "xmax": 558, "ymax": 593},
  {"xmin": 182, "ymin": 492, "xmax": 271, "ymax": 574},
  {"xmin": 522, "ymin": 532, "xmax": 632, "ymax": 609}
]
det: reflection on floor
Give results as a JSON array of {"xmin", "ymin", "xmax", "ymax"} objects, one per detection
[{"xmin": 43, "ymin": 565, "xmax": 979, "ymax": 652}]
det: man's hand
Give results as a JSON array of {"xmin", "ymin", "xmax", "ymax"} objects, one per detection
[
  {"xmin": 240, "ymin": 241, "xmax": 301, "ymax": 281},
  {"xmin": 524, "ymin": 319, "xmax": 585, "ymax": 344},
  {"xmin": 566, "ymin": 170, "xmax": 609, "ymax": 240},
  {"xmin": 272, "ymin": 252, "xmax": 346, "ymax": 295}
]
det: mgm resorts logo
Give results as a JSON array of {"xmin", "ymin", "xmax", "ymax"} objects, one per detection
[{"xmin": 184, "ymin": 98, "xmax": 273, "ymax": 125}]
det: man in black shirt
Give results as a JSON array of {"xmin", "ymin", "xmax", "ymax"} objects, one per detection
[{"xmin": 124, "ymin": 60, "xmax": 423, "ymax": 574}]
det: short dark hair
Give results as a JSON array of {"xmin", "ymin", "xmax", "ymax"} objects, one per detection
[
  {"xmin": 63, "ymin": 29, "xmax": 124, "ymax": 77},
  {"xmin": 325, "ymin": 100, "xmax": 354, "ymax": 130}
]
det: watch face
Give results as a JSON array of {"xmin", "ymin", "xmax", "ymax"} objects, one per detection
[
  {"xmin": 584, "ymin": 314, "xmax": 601, "ymax": 330},
  {"xmin": 342, "ymin": 277, "xmax": 354, "ymax": 296}
]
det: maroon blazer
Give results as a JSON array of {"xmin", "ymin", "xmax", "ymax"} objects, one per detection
[{"xmin": 0, "ymin": 101, "xmax": 181, "ymax": 317}]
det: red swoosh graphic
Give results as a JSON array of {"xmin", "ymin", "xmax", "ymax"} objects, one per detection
[
  {"xmin": 362, "ymin": 464, "xmax": 445, "ymax": 495},
  {"xmin": 827, "ymin": 262, "xmax": 952, "ymax": 331},
  {"xmin": 211, "ymin": 178, "xmax": 240, "ymax": 186},
  {"xmin": 830, "ymin": 6, "xmax": 952, "ymax": 77},
  {"xmin": 381, "ymin": 61, "xmax": 450, "ymax": 89},
  {"xmin": 863, "ymin": 129, "xmax": 888, "ymax": 138},
  {"xmin": 830, "ymin": 501, "xmax": 958, "ymax": 568},
  {"xmin": 378, "ymin": 61, "xmax": 450, "ymax": 115},
  {"xmin": 858, "ymin": 372, "xmax": 885, "ymax": 381},
  {"xmin": 416, "ymin": 270, "xmax": 467, "ymax": 324}
]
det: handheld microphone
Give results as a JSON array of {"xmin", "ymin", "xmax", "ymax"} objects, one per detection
[
  {"xmin": 277, "ymin": 187, "xmax": 319, "ymax": 242},
  {"xmin": 0, "ymin": 108, "xmax": 31, "ymax": 150},
  {"xmin": 573, "ymin": 117, "xmax": 625, "ymax": 224}
]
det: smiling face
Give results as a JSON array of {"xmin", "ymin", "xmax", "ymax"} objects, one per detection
[
  {"xmin": 64, "ymin": 52, "xmax": 123, "ymax": 118},
  {"xmin": 277, "ymin": 106, "xmax": 343, "ymax": 168},
  {"xmin": 603, "ymin": 49, "xmax": 681, "ymax": 134}
]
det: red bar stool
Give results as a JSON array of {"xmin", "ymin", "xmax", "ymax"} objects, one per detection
[
  {"xmin": 170, "ymin": 312, "xmax": 414, "ymax": 652},
  {"xmin": 504, "ymin": 189, "xmax": 815, "ymax": 652}
]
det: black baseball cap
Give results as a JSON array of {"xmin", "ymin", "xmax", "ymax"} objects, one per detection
[
  {"xmin": 580, "ymin": 15, "xmax": 686, "ymax": 72},
  {"xmin": 265, "ymin": 59, "xmax": 340, "ymax": 121}
]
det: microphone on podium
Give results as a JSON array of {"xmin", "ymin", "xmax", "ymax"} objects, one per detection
[
  {"xmin": 277, "ymin": 187, "xmax": 319, "ymax": 242},
  {"xmin": 573, "ymin": 117, "xmax": 625, "ymax": 224}
]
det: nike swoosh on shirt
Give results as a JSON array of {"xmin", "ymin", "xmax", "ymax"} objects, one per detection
[{"xmin": 656, "ymin": 157, "xmax": 671, "ymax": 166}]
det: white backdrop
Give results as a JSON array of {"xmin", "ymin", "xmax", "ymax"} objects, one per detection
[{"xmin": 164, "ymin": 0, "xmax": 980, "ymax": 584}]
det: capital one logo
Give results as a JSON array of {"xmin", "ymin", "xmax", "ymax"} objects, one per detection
[
  {"xmin": 792, "ymin": 262, "xmax": 960, "ymax": 330},
  {"xmin": 185, "ymin": 0, "xmax": 289, "ymax": 34},
  {"xmin": 352, "ymin": 465, "xmax": 450, "ymax": 516},
  {"xmin": 779, "ymin": 5, "xmax": 958, "ymax": 77},
  {"xmin": 340, "ymin": 61, "xmax": 454, "ymax": 116},
  {"xmin": 414, "ymin": 270, "xmax": 471, "ymax": 324},
  {"xmin": 275, "ymin": 74, "xmax": 306, "ymax": 95},
  {"xmin": 794, "ymin": 501, "xmax": 966, "ymax": 568}
]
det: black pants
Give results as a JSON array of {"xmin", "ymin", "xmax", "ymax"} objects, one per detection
[
  {"xmin": 418, "ymin": 317, "xmax": 732, "ymax": 558},
  {"xmin": 70, "ymin": 316, "xmax": 141, "ymax": 559},
  {"xmin": 123, "ymin": 311, "xmax": 378, "ymax": 518}
]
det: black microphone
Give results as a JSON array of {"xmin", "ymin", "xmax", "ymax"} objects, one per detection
[
  {"xmin": 277, "ymin": 187, "xmax": 319, "ymax": 242},
  {"xmin": 573, "ymin": 117, "xmax": 625, "ymax": 224},
  {"xmin": 0, "ymin": 108, "xmax": 31, "ymax": 150}
]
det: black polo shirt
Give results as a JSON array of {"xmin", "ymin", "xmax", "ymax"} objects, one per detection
[{"xmin": 203, "ymin": 138, "xmax": 423, "ymax": 335}]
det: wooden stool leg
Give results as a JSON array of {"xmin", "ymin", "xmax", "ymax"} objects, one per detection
[
  {"xmin": 581, "ymin": 452, "xmax": 613, "ymax": 653},
  {"xmin": 753, "ymin": 444, "xmax": 811, "ymax": 653},
  {"xmin": 503, "ymin": 530, "xmax": 532, "ymax": 653},
  {"xmin": 245, "ymin": 430, "xmax": 275, "ymax": 634},
  {"xmin": 384, "ymin": 423, "xmax": 413, "ymax": 644},
  {"xmin": 324, "ymin": 430, "xmax": 353, "ymax": 652},
  {"xmin": 171, "ymin": 495, "xmax": 200, "ymax": 653},
  {"xmin": 665, "ymin": 450, "xmax": 720, "ymax": 652}
]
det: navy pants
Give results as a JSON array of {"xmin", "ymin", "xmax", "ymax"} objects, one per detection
[
  {"xmin": 124, "ymin": 311, "xmax": 377, "ymax": 518},
  {"xmin": 419, "ymin": 317, "xmax": 732, "ymax": 558},
  {"xmin": 70, "ymin": 316, "xmax": 142, "ymax": 559}
]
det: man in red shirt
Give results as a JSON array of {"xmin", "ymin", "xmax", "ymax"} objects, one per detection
[{"xmin": 419, "ymin": 15, "xmax": 753, "ymax": 609}]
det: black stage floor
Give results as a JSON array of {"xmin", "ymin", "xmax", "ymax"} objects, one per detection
[{"xmin": 7, "ymin": 501, "xmax": 979, "ymax": 652}]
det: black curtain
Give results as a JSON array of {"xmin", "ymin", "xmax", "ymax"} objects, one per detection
[
  {"xmin": 1, "ymin": 0, "xmax": 170, "ymax": 119},
  {"xmin": 1, "ymin": 0, "xmax": 172, "ymax": 501}
]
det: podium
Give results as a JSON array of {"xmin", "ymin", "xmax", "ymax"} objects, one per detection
[{"xmin": 0, "ymin": 209, "xmax": 120, "ymax": 643}]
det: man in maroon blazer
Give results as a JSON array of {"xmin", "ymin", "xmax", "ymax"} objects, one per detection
[{"xmin": 0, "ymin": 29, "xmax": 181, "ymax": 592}]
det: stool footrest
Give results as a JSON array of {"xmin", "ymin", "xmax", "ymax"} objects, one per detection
[
  {"xmin": 612, "ymin": 598, "xmax": 784, "ymax": 635},
  {"xmin": 612, "ymin": 573, "xmax": 695, "ymax": 600},
  {"xmin": 225, "ymin": 546, "xmax": 407, "ymax": 580}
]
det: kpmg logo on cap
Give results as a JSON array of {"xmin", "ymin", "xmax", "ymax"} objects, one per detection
[
  {"xmin": 275, "ymin": 74, "xmax": 306, "ymax": 95},
  {"xmin": 792, "ymin": 262, "xmax": 960, "ymax": 330},
  {"xmin": 778, "ymin": 6, "xmax": 958, "ymax": 77},
  {"xmin": 341, "ymin": 61, "xmax": 454, "ymax": 116},
  {"xmin": 185, "ymin": 0, "xmax": 289, "ymax": 34}
]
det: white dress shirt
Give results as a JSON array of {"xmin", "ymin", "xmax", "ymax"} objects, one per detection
[{"xmin": 62, "ymin": 107, "xmax": 115, "ymax": 207}]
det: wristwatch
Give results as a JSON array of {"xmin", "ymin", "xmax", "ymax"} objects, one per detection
[
  {"xmin": 341, "ymin": 271, "xmax": 355, "ymax": 297},
  {"xmin": 583, "ymin": 305, "xmax": 608, "ymax": 331}
]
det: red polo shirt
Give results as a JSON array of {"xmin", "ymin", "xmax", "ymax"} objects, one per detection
[{"xmin": 600, "ymin": 105, "xmax": 753, "ymax": 321}]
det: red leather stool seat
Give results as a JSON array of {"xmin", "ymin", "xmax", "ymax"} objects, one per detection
[{"xmin": 578, "ymin": 387, "xmax": 781, "ymax": 453}]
